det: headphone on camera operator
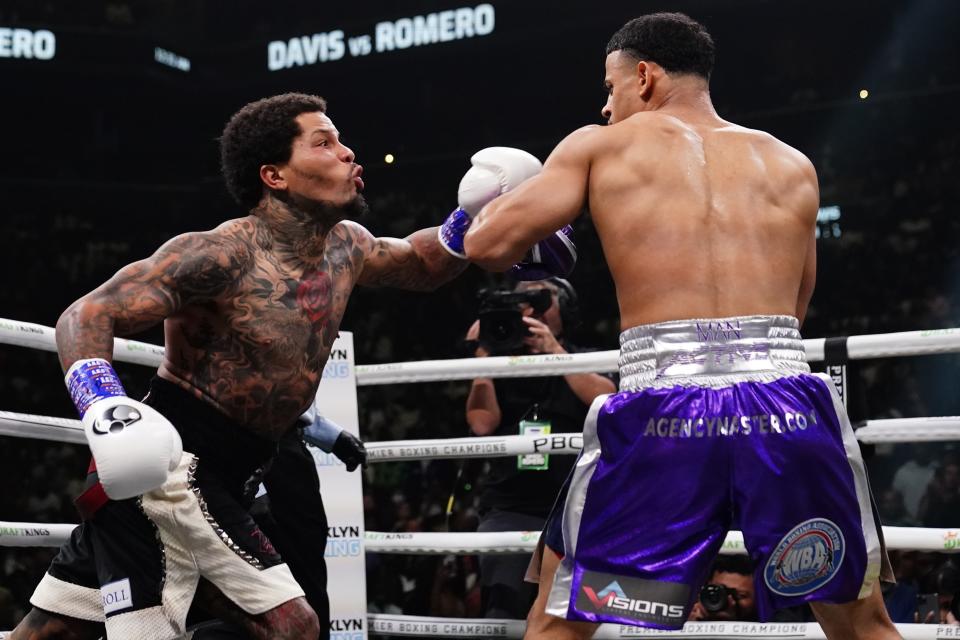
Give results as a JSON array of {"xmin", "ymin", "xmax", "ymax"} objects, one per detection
[{"xmin": 470, "ymin": 277, "xmax": 580, "ymax": 356}]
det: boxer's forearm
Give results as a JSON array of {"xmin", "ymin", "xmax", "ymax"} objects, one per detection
[
  {"xmin": 56, "ymin": 278, "xmax": 173, "ymax": 371},
  {"xmin": 56, "ymin": 234, "xmax": 232, "ymax": 371},
  {"xmin": 463, "ymin": 194, "xmax": 530, "ymax": 271},
  {"xmin": 56, "ymin": 293, "xmax": 166, "ymax": 371},
  {"xmin": 406, "ymin": 227, "xmax": 470, "ymax": 290},
  {"xmin": 56, "ymin": 298, "xmax": 119, "ymax": 372},
  {"xmin": 361, "ymin": 227, "xmax": 468, "ymax": 291}
]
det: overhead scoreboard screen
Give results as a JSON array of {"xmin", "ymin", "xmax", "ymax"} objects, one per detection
[
  {"xmin": 1, "ymin": 3, "xmax": 498, "ymax": 77},
  {"xmin": 0, "ymin": 27, "xmax": 56, "ymax": 60},
  {"xmin": 267, "ymin": 4, "xmax": 495, "ymax": 70}
]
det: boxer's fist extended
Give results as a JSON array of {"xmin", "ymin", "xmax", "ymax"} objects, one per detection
[
  {"xmin": 457, "ymin": 147, "xmax": 542, "ymax": 216},
  {"xmin": 82, "ymin": 396, "xmax": 183, "ymax": 499},
  {"xmin": 513, "ymin": 224, "xmax": 577, "ymax": 281},
  {"xmin": 438, "ymin": 147, "xmax": 542, "ymax": 258},
  {"xmin": 67, "ymin": 358, "xmax": 182, "ymax": 500}
]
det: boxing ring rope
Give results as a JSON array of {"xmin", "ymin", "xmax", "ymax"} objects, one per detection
[
  {"xmin": 3, "ymin": 319, "xmax": 960, "ymax": 384},
  {"xmin": 4, "ymin": 317, "xmax": 960, "ymax": 637},
  {"xmin": 354, "ymin": 327, "xmax": 960, "ymax": 385},
  {"xmin": 363, "ymin": 616, "xmax": 947, "ymax": 639},
  {"xmin": 3, "ymin": 520, "xmax": 960, "ymax": 557},
  {"xmin": 0, "ymin": 614, "xmax": 946, "ymax": 639},
  {"xmin": 3, "ymin": 410, "xmax": 960, "ymax": 451}
]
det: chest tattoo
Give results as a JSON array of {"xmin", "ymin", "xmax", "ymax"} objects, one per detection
[{"xmin": 295, "ymin": 269, "xmax": 333, "ymax": 323}]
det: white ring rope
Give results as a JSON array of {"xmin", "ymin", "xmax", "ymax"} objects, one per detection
[
  {"xmin": 2, "ymin": 319, "xmax": 960, "ymax": 384},
  {"xmin": 0, "ymin": 411, "xmax": 87, "ymax": 444},
  {"xmin": 0, "ymin": 619, "xmax": 944, "ymax": 639},
  {"xmin": 854, "ymin": 417, "xmax": 960, "ymax": 443},
  {"xmin": 357, "ymin": 326, "xmax": 960, "ymax": 384},
  {"xmin": 365, "ymin": 615, "xmax": 944, "ymax": 639},
  {"xmin": 0, "ymin": 616, "xmax": 944, "ymax": 639},
  {"xmin": 4, "ymin": 411, "xmax": 960, "ymax": 452},
  {"xmin": 3, "ymin": 522, "xmax": 959, "ymax": 556},
  {"xmin": 0, "ymin": 319, "xmax": 165, "ymax": 367},
  {"xmin": 0, "ymin": 620, "xmax": 946, "ymax": 639}
]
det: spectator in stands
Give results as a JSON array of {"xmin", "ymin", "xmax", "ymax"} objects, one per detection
[
  {"xmin": 918, "ymin": 457, "xmax": 960, "ymax": 528},
  {"xmin": 893, "ymin": 444, "xmax": 939, "ymax": 521}
]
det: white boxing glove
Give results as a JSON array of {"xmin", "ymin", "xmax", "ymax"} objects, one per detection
[
  {"xmin": 438, "ymin": 147, "xmax": 542, "ymax": 258},
  {"xmin": 66, "ymin": 358, "xmax": 183, "ymax": 500}
]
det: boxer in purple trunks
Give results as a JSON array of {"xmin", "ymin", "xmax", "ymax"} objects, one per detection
[{"xmin": 462, "ymin": 12, "xmax": 900, "ymax": 640}]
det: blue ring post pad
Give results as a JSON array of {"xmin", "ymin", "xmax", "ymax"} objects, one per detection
[{"xmin": 66, "ymin": 358, "xmax": 127, "ymax": 417}]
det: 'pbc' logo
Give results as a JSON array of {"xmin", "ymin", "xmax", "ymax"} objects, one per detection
[{"xmin": 92, "ymin": 405, "xmax": 141, "ymax": 435}]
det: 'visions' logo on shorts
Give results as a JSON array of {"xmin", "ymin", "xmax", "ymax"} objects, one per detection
[
  {"xmin": 764, "ymin": 518, "xmax": 845, "ymax": 596},
  {"xmin": 581, "ymin": 580, "xmax": 627, "ymax": 609},
  {"xmin": 576, "ymin": 571, "xmax": 687, "ymax": 625}
]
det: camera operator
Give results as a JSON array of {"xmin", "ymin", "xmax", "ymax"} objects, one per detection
[
  {"xmin": 464, "ymin": 278, "xmax": 616, "ymax": 620},
  {"xmin": 689, "ymin": 556, "xmax": 758, "ymax": 622}
]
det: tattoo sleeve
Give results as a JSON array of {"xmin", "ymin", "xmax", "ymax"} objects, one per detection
[
  {"xmin": 357, "ymin": 226, "xmax": 468, "ymax": 291},
  {"xmin": 55, "ymin": 231, "xmax": 248, "ymax": 371}
]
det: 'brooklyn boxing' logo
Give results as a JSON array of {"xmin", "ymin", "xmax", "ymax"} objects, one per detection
[
  {"xmin": 764, "ymin": 518, "xmax": 845, "ymax": 596},
  {"xmin": 92, "ymin": 405, "xmax": 141, "ymax": 435}
]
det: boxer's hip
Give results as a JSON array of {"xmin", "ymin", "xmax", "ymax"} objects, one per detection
[
  {"xmin": 541, "ymin": 316, "xmax": 887, "ymax": 628},
  {"xmin": 143, "ymin": 376, "xmax": 279, "ymax": 493},
  {"xmin": 617, "ymin": 314, "xmax": 808, "ymax": 391}
]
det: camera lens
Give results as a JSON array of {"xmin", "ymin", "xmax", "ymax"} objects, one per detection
[
  {"xmin": 490, "ymin": 322, "xmax": 511, "ymax": 340},
  {"xmin": 700, "ymin": 583, "xmax": 730, "ymax": 614}
]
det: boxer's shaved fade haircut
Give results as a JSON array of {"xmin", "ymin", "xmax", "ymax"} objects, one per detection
[
  {"xmin": 607, "ymin": 12, "xmax": 715, "ymax": 81},
  {"xmin": 220, "ymin": 92, "xmax": 328, "ymax": 209}
]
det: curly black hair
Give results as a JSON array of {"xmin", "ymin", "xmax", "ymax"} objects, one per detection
[
  {"xmin": 606, "ymin": 13, "xmax": 715, "ymax": 81},
  {"xmin": 220, "ymin": 93, "xmax": 328, "ymax": 209}
]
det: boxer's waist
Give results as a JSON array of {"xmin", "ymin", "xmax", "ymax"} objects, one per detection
[
  {"xmin": 144, "ymin": 376, "xmax": 278, "ymax": 477},
  {"xmin": 618, "ymin": 315, "xmax": 808, "ymax": 390}
]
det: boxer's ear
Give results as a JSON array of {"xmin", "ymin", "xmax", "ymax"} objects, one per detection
[
  {"xmin": 636, "ymin": 60, "xmax": 656, "ymax": 101},
  {"xmin": 260, "ymin": 164, "xmax": 287, "ymax": 192}
]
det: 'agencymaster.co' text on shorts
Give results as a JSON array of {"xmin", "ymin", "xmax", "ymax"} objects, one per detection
[{"xmin": 541, "ymin": 315, "xmax": 891, "ymax": 629}]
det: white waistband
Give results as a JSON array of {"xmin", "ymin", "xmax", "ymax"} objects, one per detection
[{"xmin": 618, "ymin": 315, "xmax": 809, "ymax": 391}]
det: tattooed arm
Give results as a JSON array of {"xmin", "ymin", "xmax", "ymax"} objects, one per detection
[
  {"xmin": 344, "ymin": 221, "xmax": 469, "ymax": 291},
  {"xmin": 55, "ymin": 230, "xmax": 248, "ymax": 371}
]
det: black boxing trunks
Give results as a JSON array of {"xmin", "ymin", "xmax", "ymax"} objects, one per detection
[{"xmin": 29, "ymin": 377, "xmax": 304, "ymax": 639}]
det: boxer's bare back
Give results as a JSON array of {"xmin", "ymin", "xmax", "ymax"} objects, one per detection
[{"xmin": 466, "ymin": 50, "xmax": 820, "ymax": 330}]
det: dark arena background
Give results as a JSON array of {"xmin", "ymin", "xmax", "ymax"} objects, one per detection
[{"xmin": 1, "ymin": 0, "xmax": 959, "ymax": 635}]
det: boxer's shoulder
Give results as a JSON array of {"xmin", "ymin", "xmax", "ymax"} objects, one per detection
[
  {"xmin": 159, "ymin": 217, "xmax": 257, "ymax": 254},
  {"xmin": 331, "ymin": 219, "xmax": 374, "ymax": 245},
  {"xmin": 328, "ymin": 220, "xmax": 376, "ymax": 265},
  {"xmin": 152, "ymin": 222, "xmax": 255, "ymax": 281},
  {"xmin": 561, "ymin": 123, "xmax": 606, "ymax": 147}
]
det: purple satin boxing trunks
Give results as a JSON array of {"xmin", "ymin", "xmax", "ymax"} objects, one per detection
[{"xmin": 543, "ymin": 315, "xmax": 890, "ymax": 629}]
